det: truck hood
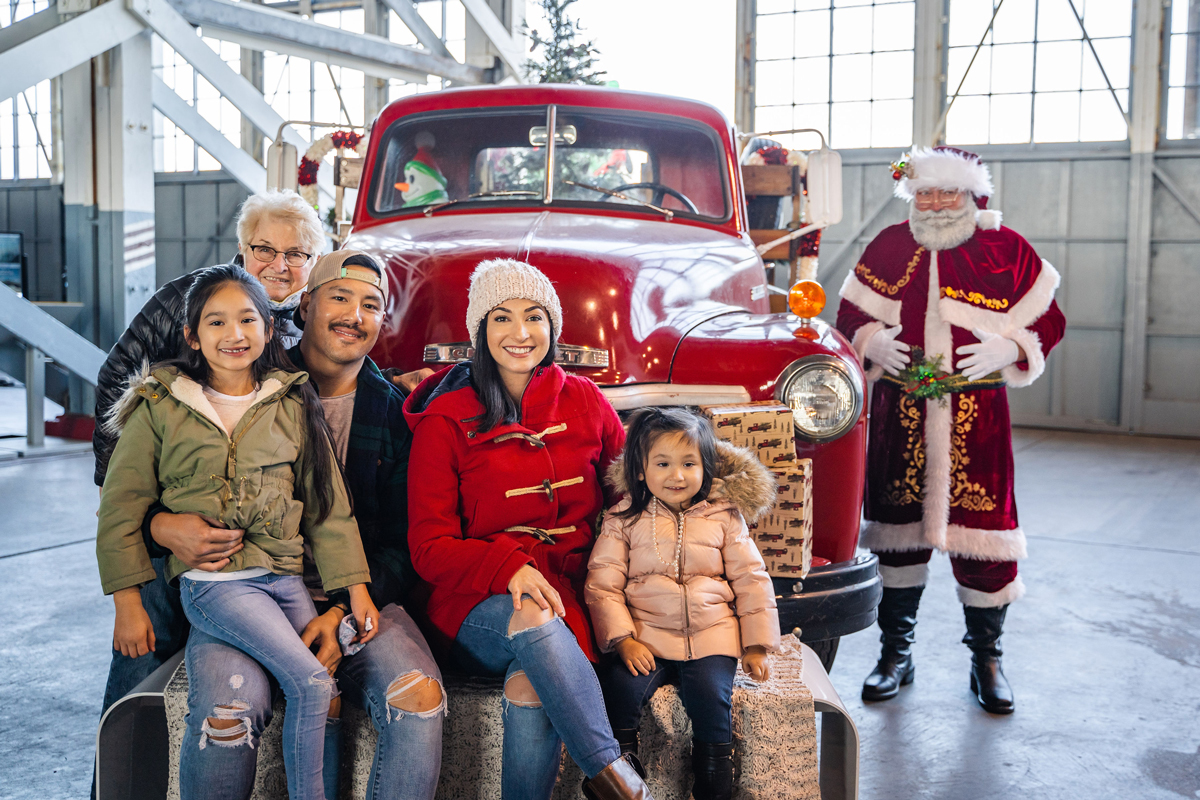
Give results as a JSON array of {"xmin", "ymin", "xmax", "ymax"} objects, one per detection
[{"xmin": 348, "ymin": 210, "xmax": 767, "ymax": 384}]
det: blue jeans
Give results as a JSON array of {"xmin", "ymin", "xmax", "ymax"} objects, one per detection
[
  {"xmin": 598, "ymin": 654, "xmax": 738, "ymax": 744},
  {"xmin": 180, "ymin": 574, "xmax": 332, "ymax": 800},
  {"xmin": 179, "ymin": 604, "xmax": 443, "ymax": 800},
  {"xmin": 100, "ymin": 557, "xmax": 190, "ymax": 713},
  {"xmin": 452, "ymin": 594, "xmax": 620, "ymax": 800}
]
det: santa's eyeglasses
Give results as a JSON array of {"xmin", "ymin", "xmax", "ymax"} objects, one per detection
[{"xmin": 248, "ymin": 244, "xmax": 313, "ymax": 268}]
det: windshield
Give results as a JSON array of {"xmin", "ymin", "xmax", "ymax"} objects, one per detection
[{"xmin": 371, "ymin": 106, "xmax": 730, "ymax": 221}]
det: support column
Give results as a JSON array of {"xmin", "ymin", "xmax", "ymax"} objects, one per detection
[
  {"xmin": 61, "ymin": 60, "xmax": 98, "ymax": 415},
  {"xmin": 93, "ymin": 30, "xmax": 156, "ymax": 347},
  {"xmin": 465, "ymin": 0, "xmax": 524, "ymax": 80},
  {"xmin": 363, "ymin": 0, "xmax": 390, "ymax": 122},
  {"xmin": 241, "ymin": 0, "xmax": 265, "ymax": 165},
  {"xmin": 912, "ymin": 0, "xmax": 945, "ymax": 147},
  {"xmin": 1120, "ymin": 0, "xmax": 1166, "ymax": 433},
  {"xmin": 734, "ymin": 0, "xmax": 755, "ymax": 134}
]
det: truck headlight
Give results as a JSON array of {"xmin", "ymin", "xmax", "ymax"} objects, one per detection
[{"xmin": 774, "ymin": 356, "xmax": 863, "ymax": 441}]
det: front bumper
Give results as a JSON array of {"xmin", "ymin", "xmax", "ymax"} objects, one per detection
[{"xmin": 773, "ymin": 554, "xmax": 880, "ymax": 643}]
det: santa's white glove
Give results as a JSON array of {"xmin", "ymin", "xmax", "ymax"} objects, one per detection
[
  {"xmin": 864, "ymin": 325, "xmax": 911, "ymax": 376},
  {"xmin": 955, "ymin": 328, "xmax": 1020, "ymax": 381}
]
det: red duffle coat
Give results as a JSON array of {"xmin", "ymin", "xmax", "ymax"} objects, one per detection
[
  {"xmin": 836, "ymin": 220, "xmax": 1065, "ymax": 564},
  {"xmin": 403, "ymin": 362, "xmax": 625, "ymax": 661}
]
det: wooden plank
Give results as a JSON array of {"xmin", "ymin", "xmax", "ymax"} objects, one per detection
[
  {"xmin": 749, "ymin": 229, "xmax": 792, "ymax": 260},
  {"xmin": 742, "ymin": 165, "xmax": 794, "ymax": 197}
]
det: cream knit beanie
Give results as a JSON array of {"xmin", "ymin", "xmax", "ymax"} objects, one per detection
[{"xmin": 465, "ymin": 259, "xmax": 562, "ymax": 347}]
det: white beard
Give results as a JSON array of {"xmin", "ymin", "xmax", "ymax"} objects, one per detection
[{"xmin": 909, "ymin": 202, "xmax": 977, "ymax": 251}]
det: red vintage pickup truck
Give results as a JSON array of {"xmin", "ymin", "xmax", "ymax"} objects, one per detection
[{"xmin": 346, "ymin": 84, "xmax": 880, "ymax": 667}]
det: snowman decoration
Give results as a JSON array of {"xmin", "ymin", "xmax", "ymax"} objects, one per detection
[{"xmin": 395, "ymin": 132, "xmax": 450, "ymax": 208}]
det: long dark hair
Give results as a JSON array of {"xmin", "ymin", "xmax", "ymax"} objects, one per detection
[
  {"xmin": 470, "ymin": 312, "xmax": 558, "ymax": 433},
  {"xmin": 615, "ymin": 406, "xmax": 718, "ymax": 520},
  {"xmin": 156, "ymin": 264, "xmax": 342, "ymax": 523}
]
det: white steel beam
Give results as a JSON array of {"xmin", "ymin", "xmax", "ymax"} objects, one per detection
[
  {"xmin": 912, "ymin": 0, "xmax": 944, "ymax": 147},
  {"xmin": 0, "ymin": 5, "xmax": 61, "ymax": 53},
  {"xmin": 127, "ymin": 0, "xmax": 334, "ymax": 202},
  {"xmin": 460, "ymin": 0, "xmax": 525, "ymax": 78},
  {"xmin": 165, "ymin": 0, "xmax": 487, "ymax": 84},
  {"xmin": 151, "ymin": 77, "xmax": 267, "ymax": 194},
  {"xmin": 0, "ymin": 1, "xmax": 145, "ymax": 104},
  {"xmin": 380, "ymin": 0, "xmax": 452, "ymax": 59}
]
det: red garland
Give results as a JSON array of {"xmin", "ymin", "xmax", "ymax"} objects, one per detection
[
  {"xmin": 798, "ymin": 228, "xmax": 822, "ymax": 258},
  {"xmin": 330, "ymin": 130, "xmax": 362, "ymax": 151},
  {"xmin": 755, "ymin": 145, "xmax": 789, "ymax": 166},
  {"xmin": 298, "ymin": 156, "xmax": 321, "ymax": 186}
]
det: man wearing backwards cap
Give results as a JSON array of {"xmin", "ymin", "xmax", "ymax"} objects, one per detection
[
  {"xmin": 178, "ymin": 251, "xmax": 444, "ymax": 800},
  {"xmin": 836, "ymin": 146, "xmax": 1066, "ymax": 714}
]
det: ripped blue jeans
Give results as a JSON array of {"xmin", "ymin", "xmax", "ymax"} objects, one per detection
[
  {"xmin": 180, "ymin": 574, "xmax": 332, "ymax": 800},
  {"xmin": 178, "ymin": 604, "xmax": 443, "ymax": 800},
  {"xmin": 452, "ymin": 594, "xmax": 620, "ymax": 800}
]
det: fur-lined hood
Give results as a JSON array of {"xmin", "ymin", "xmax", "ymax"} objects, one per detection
[
  {"xmin": 605, "ymin": 438, "xmax": 777, "ymax": 524},
  {"xmin": 103, "ymin": 362, "xmax": 303, "ymax": 438}
]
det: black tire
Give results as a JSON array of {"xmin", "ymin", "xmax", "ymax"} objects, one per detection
[{"xmin": 806, "ymin": 637, "xmax": 840, "ymax": 672}]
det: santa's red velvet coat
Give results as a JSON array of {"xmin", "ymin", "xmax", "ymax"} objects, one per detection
[
  {"xmin": 403, "ymin": 362, "xmax": 625, "ymax": 661},
  {"xmin": 836, "ymin": 219, "xmax": 1065, "ymax": 592}
]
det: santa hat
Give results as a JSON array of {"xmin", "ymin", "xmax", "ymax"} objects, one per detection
[{"xmin": 891, "ymin": 146, "xmax": 1002, "ymax": 230}]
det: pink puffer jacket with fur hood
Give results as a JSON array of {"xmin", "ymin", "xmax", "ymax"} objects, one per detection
[{"xmin": 585, "ymin": 440, "xmax": 781, "ymax": 661}]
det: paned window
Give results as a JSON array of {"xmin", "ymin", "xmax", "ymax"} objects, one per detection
[
  {"xmin": 0, "ymin": 0, "xmax": 54, "ymax": 180},
  {"xmin": 1164, "ymin": 0, "xmax": 1200, "ymax": 140},
  {"xmin": 945, "ymin": 0, "xmax": 1132, "ymax": 144},
  {"xmin": 753, "ymin": 0, "xmax": 915, "ymax": 150}
]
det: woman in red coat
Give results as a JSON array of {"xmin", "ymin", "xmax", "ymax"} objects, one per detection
[{"xmin": 404, "ymin": 259, "xmax": 654, "ymax": 800}]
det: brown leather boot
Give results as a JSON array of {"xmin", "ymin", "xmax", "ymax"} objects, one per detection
[{"xmin": 581, "ymin": 754, "xmax": 655, "ymax": 800}]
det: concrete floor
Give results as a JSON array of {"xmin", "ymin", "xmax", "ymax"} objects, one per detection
[{"xmin": 0, "ymin": 428, "xmax": 1198, "ymax": 799}]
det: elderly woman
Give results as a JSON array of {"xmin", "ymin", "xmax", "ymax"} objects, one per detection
[{"xmin": 404, "ymin": 259, "xmax": 653, "ymax": 800}]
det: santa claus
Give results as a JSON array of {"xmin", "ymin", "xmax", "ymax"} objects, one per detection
[{"xmin": 836, "ymin": 146, "xmax": 1065, "ymax": 714}]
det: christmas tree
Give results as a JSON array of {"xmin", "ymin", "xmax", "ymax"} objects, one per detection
[{"xmin": 524, "ymin": 0, "xmax": 606, "ymax": 85}]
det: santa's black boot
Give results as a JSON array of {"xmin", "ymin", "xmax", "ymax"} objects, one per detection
[
  {"xmin": 862, "ymin": 586, "xmax": 924, "ymax": 701},
  {"xmin": 614, "ymin": 728, "xmax": 640, "ymax": 759},
  {"xmin": 690, "ymin": 740, "xmax": 734, "ymax": 800},
  {"xmin": 963, "ymin": 604, "xmax": 1015, "ymax": 714}
]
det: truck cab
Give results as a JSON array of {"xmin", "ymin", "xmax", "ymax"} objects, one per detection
[{"xmin": 348, "ymin": 84, "xmax": 880, "ymax": 665}]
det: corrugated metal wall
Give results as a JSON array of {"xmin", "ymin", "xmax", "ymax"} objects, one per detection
[
  {"xmin": 0, "ymin": 179, "xmax": 64, "ymax": 302},
  {"xmin": 814, "ymin": 149, "xmax": 1200, "ymax": 437},
  {"xmin": 153, "ymin": 172, "xmax": 250, "ymax": 286}
]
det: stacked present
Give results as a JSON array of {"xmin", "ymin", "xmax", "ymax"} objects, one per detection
[{"xmin": 701, "ymin": 401, "xmax": 813, "ymax": 577}]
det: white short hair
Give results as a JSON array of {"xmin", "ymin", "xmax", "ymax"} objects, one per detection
[{"xmin": 236, "ymin": 190, "xmax": 325, "ymax": 255}]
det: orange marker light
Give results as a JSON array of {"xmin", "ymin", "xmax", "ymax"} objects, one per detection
[{"xmin": 788, "ymin": 280, "xmax": 826, "ymax": 320}]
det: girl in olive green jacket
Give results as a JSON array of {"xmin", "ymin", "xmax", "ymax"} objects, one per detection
[{"xmin": 96, "ymin": 264, "xmax": 377, "ymax": 800}]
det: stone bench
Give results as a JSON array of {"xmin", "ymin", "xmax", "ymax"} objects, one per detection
[{"xmin": 164, "ymin": 638, "xmax": 819, "ymax": 800}]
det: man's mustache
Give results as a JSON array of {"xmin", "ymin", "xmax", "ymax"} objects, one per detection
[
  {"xmin": 328, "ymin": 320, "xmax": 365, "ymax": 336},
  {"xmin": 914, "ymin": 206, "xmax": 973, "ymax": 228}
]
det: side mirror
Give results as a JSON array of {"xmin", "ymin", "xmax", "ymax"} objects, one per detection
[
  {"xmin": 804, "ymin": 148, "xmax": 843, "ymax": 227},
  {"xmin": 266, "ymin": 140, "xmax": 299, "ymax": 192}
]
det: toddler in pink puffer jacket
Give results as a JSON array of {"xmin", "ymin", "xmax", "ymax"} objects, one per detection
[{"xmin": 585, "ymin": 406, "xmax": 781, "ymax": 800}]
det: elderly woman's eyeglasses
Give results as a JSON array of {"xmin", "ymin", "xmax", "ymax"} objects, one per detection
[{"xmin": 248, "ymin": 244, "xmax": 312, "ymax": 268}]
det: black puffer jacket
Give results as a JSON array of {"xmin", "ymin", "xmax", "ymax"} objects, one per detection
[{"xmin": 92, "ymin": 257, "xmax": 304, "ymax": 486}]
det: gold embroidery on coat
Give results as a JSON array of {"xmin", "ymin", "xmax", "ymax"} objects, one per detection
[
  {"xmin": 880, "ymin": 393, "xmax": 925, "ymax": 506},
  {"xmin": 855, "ymin": 247, "xmax": 925, "ymax": 296},
  {"xmin": 941, "ymin": 286, "xmax": 1010, "ymax": 310},
  {"xmin": 949, "ymin": 394, "xmax": 997, "ymax": 511}
]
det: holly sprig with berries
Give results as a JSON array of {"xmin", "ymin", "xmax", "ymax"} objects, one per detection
[{"xmin": 897, "ymin": 348, "xmax": 956, "ymax": 404}]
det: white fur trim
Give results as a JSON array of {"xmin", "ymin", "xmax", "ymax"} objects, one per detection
[
  {"xmin": 975, "ymin": 208, "xmax": 1002, "ymax": 230},
  {"xmin": 879, "ymin": 563, "xmax": 930, "ymax": 589},
  {"xmin": 851, "ymin": 321, "xmax": 887, "ymax": 383},
  {"xmin": 894, "ymin": 147, "xmax": 994, "ymax": 201},
  {"xmin": 943, "ymin": 524, "xmax": 1028, "ymax": 561},
  {"xmin": 921, "ymin": 251, "xmax": 954, "ymax": 552},
  {"xmin": 1000, "ymin": 326, "xmax": 1045, "ymax": 388},
  {"xmin": 839, "ymin": 270, "xmax": 902, "ymax": 327},
  {"xmin": 170, "ymin": 376, "xmax": 286, "ymax": 438},
  {"xmin": 957, "ymin": 574, "xmax": 1026, "ymax": 607},
  {"xmin": 938, "ymin": 259, "xmax": 1061, "ymax": 336},
  {"xmin": 860, "ymin": 520, "xmax": 931, "ymax": 553},
  {"xmin": 103, "ymin": 362, "xmax": 157, "ymax": 436}
]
